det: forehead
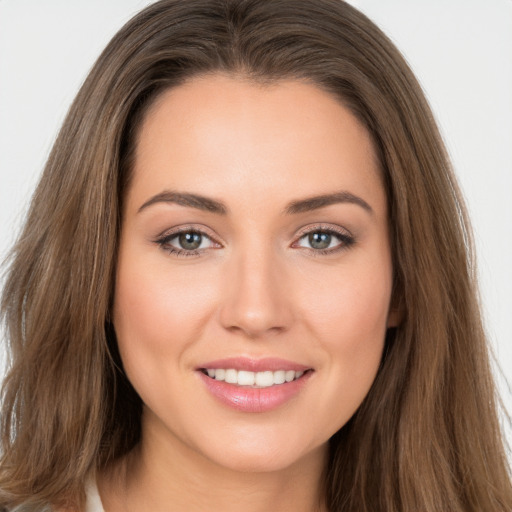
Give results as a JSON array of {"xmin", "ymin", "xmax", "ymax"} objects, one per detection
[{"xmin": 127, "ymin": 74, "xmax": 385, "ymax": 216}]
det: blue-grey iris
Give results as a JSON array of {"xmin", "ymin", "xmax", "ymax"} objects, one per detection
[
  {"xmin": 309, "ymin": 232, "xmax": 331, "ymax": 249},
  {"xmin": 179, "ymin": 232, "xmax": 202, "ymax": 250}
]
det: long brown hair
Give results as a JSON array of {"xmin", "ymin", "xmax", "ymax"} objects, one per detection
[{"xmin": 1, "ymin": 1, "xmax": 511, "ymax": 510}]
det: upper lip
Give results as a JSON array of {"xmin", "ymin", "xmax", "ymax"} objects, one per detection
[{"xmin": 196, "ymin": 357, "xmax": 312, "ymax": 372}]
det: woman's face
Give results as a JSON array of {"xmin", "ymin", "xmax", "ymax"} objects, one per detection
[{"xmin": 114, "ymin": 75, "xmax": 398, "ymax": 473}]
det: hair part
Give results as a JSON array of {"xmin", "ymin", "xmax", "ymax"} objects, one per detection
[{"xmin": 1, "ymin": 1, "xmax": 511, "ymax": 510}]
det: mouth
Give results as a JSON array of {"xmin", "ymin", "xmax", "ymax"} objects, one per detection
[
  {"xmin": 199, "ymin": 368, "xmax": 311, "ymax": 388},
  {"xmin": 196, "ymin": 358, "xmax": 314, "ymax": 412}
]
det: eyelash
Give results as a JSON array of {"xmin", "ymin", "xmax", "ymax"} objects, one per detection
[
  {"xmin": 154, "ymin": 224, "xmax": 355, "ymax": 258},
  {"xmin": 154, "ymin": 225, "xmax": 219, "ymax": 258},
  {"xmin": 293, "ymin": 225, "xmax": 355, "ymax": 256}
]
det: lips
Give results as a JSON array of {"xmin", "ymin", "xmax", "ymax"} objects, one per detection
[{"xmin": 197, "ymin": 357, "xmax": 313, "ymax": 412}]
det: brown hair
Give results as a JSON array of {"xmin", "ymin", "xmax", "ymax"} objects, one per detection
[{"xmin": 1, "ymin": 1, "xmax": 511, "ymax": 510}]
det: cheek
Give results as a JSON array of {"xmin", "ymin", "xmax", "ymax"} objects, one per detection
[
  {"xmin": 300, "ymin": 256, "xmax": 392, "ymax": 346},
  {"xmin": 296, "ymin": 255, "xmax": 392, "ymax": 423},
  {"xmin": 313, "ymin": 286, "xmax": 388, "ymax": 385},
  {"xmin": 112, "ymin": 252, "xmax": 220, "ymax": 370}
]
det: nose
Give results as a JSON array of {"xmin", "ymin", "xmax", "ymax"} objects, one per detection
[{"xmin": 218, "ymin": 247, "xmax": 294, "ymax": 339}]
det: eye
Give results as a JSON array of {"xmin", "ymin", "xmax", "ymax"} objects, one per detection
[
  {"xmin": 172, "ymin": 231, "xmax": 210, "ymax": 251},
  {"xmin": 155, "ymin": 228, "xmax": 219, "ymax": 257},
  {"xmin": 294, "ymin": 227, "xmax": 354, "ymax": 254}
]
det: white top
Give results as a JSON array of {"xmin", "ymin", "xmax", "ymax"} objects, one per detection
[{"xmin": 85, "ymin": 479, "xmax": 105, "ymax": 512}]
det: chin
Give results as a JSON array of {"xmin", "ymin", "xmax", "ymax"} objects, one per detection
[{"xmin": 191, "ymin": 426, "xmax": 327, "ymax": 474}]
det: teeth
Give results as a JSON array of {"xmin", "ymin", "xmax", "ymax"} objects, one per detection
[
  {"xmin": 255, "ymin": 371, "xmax": 273, "ymax": 387},
  {"xmin": 273, "ymin": 370, "xmax": 286, "ymax": 385},
  {"xmin": 225, "ymin": 369, "xmax": 238, "ymax": 384},
  {"xmin": 237, "ymin": 370, "xmax": 255, "ymax": 386},
  {"xmin": 204, "ymin": 369, "xmax": 307, "ymax": 387}
]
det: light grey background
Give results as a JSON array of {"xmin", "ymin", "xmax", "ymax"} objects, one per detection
[{"xmin": 1, "ymin": 1, "xmax": 511, "ymax": 445}]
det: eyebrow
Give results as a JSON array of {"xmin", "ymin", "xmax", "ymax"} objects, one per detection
[
  {"xmin": 284, "ymin": 191, "xmax": 373, "ymax": 215},
  {"xmin": 138, "ymin": 191, "xmax": 228, "ymax": 215},
  {"xmin": 138, "ymin": 189, "xmax": 373, "ymax": 216}
]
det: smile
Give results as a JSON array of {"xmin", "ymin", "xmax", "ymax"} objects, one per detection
[
  {"xmin": 201, "ymin": 368, "xmax": 306, "ymax": 388},
  {"xmin": 197, "ymin": 358, "xmax": 313, "ymax": 412}
]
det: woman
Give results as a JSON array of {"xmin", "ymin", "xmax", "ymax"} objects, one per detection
[{"xmin": 1, "ymin": 1, "xmax": 511, "ymax": 511}]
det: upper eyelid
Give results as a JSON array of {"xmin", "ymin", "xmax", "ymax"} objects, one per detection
[
  {"xmin": 295, "ymin": 223, "xmax": 353, "ymax": 239},
  {"xmin": 156, "ymin": 224, "xmax": 221, "ymax": 243}
]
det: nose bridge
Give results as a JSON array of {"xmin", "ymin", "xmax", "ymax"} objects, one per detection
[{"xmin": 219, "ymin": 237, "xmax": 292, "ymax": 338}]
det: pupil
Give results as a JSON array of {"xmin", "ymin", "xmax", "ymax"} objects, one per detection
[
  {"xmin": 309, "ymin": 232, "xmax": 331, "ymax": 249},
  {"xmin": 179, "ymin": 232, "xmax": 202, "ymax": 250}
]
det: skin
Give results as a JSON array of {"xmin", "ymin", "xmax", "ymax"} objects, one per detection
[{"xmin": 101, "ymin": 74, "xmax": 399, "ymax": 512}]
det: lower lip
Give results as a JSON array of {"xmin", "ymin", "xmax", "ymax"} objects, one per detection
[{"xmin": 198, "ymin": 371, "xmax": 312, "ymax": 413}]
